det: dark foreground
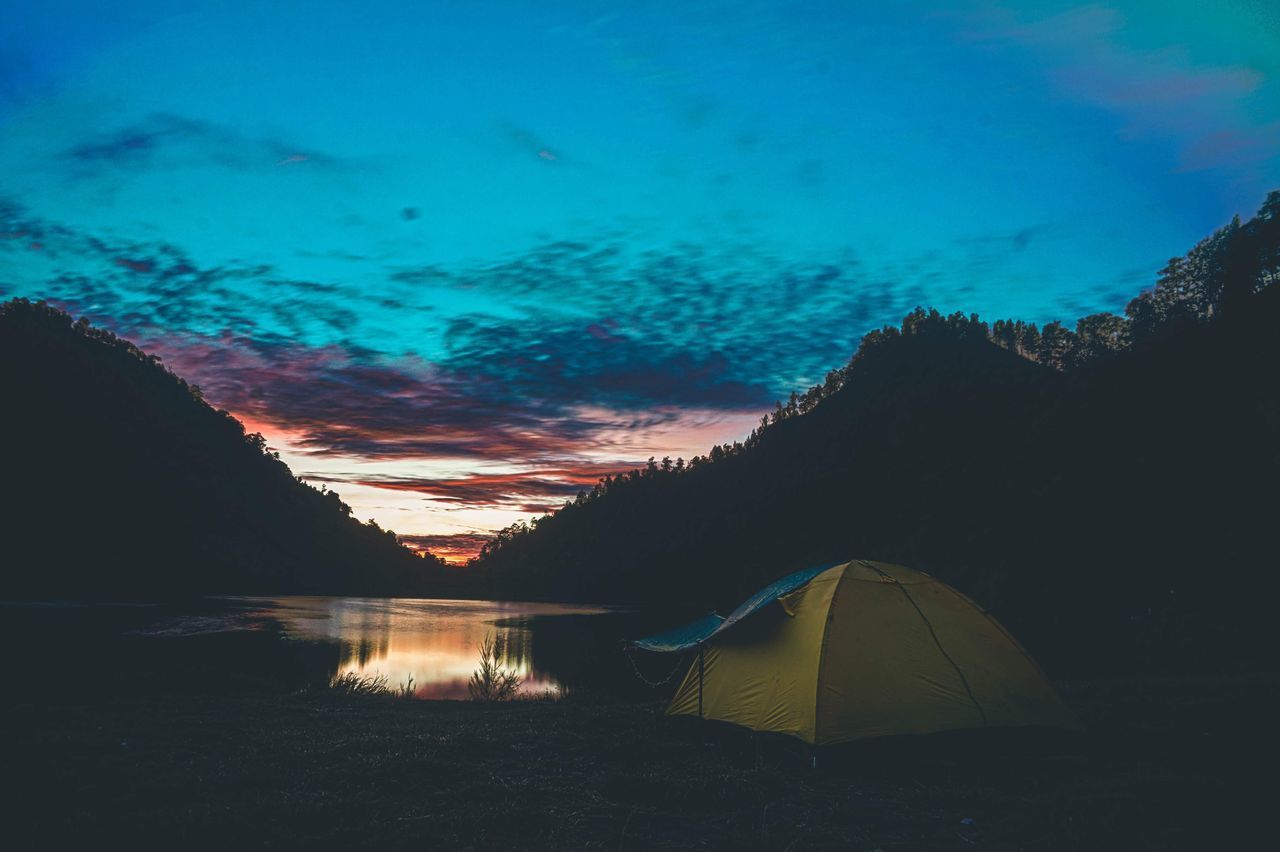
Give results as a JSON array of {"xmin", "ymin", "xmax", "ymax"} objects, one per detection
[{"xmin": 3, "ymin": 675, "xmax": 1276, "ymax": 850}]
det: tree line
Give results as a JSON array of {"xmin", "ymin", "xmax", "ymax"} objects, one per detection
[
  {"xmin": 0, "ymin": 299, "xmax": 460, "ymax": 599},
  {"xmin": 471, "ymin": 192, "xmax": 1280, "ymax": 676}
]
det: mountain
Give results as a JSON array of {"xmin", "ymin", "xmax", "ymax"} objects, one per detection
[
  {"xmin": 0, "ymin": 300, "xmax": 460, "ymax": 599},
  {"xmin": 473, "ymin": 193, "xmax": 1280, "ymax": 675}
]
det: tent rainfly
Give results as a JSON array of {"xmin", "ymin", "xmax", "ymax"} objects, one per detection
[{"xmin": 630, "ymin": 559, "xmax": 1078, "ymax": 745}]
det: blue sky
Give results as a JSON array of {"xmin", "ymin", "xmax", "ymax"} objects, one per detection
[{"xmin": 2, "ymin": 1, "xmax": 1277, "ymax": 558}]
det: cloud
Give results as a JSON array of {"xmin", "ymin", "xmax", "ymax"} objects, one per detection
[
  {"xmin": 499, "ymin": 122, "xmax": 565, "ymax": 164},
  {"xmin": 10, "ymin": 196, "xmax": 920, "ymax": 403},
  {"xmin": 441, "ymin": 313, "xmax": 771, "ymax": 411},
  {"xmin": 136, "ymin": 332, "xmax": 605, "ymax": 461},
  {"xmin": 394, "ymin": 238, "xmax": 924, "ymax": 397},
  {"xmin": 336, "ymin": 465, "xmax": 625, "ymax": 511},
  {"xmin": 61, "ymin": 112, "xmax": 341, "ymax": 174},
  {"xmin": 953, "ymin": 223, "xmax": 1054, "ymax": 254},
  {"xmin": 397, "ymin": 533, "xmax": 492, "ymax": 563},
  {"xmin": 5, "ymin": 199, "xmax": 786, "ymax": 462},
  {"xmin": 6, "ymin": 194, "xmax": 934, "ymax": 430},
  {"xmin": 7, "ymin": 195, "xmax": 1071, "ymax": 469},
  {"xmin": 958, "ymin": 4, "xmax": 1274, "ymax": 173},
  {"xmin": 0, "ymin": 196, "xmax": 376, "ymax": 343},
  {"xmin": 65, "ymin": 113, "xmax": 196, "ymax": 163},
  {"xmin": 1177, "ymin": 123, "xmax": 1280, "ymax": 173}
]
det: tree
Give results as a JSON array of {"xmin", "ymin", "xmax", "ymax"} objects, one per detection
[
  {"xmin": 1037, "ymin": 322, "xmax": 1077, "ymax": 371},
  {"xmin": 1075, "ymin": 313, "xmax": 1128, "ymax": 363}
]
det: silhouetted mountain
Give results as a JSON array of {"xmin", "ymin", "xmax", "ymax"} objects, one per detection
[
  {"xmin": 473, "ymin": 192, "xmax": 1280, "ymax": 675},
  {"xmin": 0, "ymin": 301, "xmax": 461, "ymax": 600}
]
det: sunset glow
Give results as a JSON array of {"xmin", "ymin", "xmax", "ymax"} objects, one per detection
[{"xmin": 3, "ymin": 1, "xmax": 1276, "ymax": 559}]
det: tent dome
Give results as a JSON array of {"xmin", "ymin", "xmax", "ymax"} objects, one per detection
[{"xmin": 641, "ymin": 559, "xmax": 1078, "ymax": 745}]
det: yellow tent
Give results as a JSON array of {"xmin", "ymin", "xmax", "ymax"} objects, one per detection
[{"xmin": 633, "ymin": 560, "xmax": 1078, "ymax": 745}]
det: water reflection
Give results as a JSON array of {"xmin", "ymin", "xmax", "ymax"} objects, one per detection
[{"xmin": 239, "ymin": 597, "xmax": 612, "ymax": 699}]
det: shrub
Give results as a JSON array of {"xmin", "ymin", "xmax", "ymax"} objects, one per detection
[{"xmin": 467, "ymin": 633, "xmax": 522, "ymax": 701}]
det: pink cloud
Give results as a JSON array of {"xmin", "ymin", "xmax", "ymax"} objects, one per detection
[{"xmin": 956, "ymin": 4, "xmax": 1273, "ymax": 174}]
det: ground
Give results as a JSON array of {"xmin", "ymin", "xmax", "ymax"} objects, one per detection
[{"xmin": 3, "ymin": 674, "xmax": 1275, "ymax": 850}]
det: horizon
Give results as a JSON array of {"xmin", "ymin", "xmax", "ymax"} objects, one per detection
[{"xmin": 3, "ymin": 1, "xmax": 1278, "ymax": 561}]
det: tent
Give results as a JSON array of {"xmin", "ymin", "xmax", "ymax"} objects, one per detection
[{"xmin": 631, "ymin": 559, "xmax": 1078, "ymax": 745}]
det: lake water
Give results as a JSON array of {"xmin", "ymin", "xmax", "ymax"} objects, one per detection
[
  {"xmin": 4, "ymin": 596, "xmax": 652, "ymax": 700},
  {"xmin": 231, "ymin": 597, "xmax": 614, "ymax": 699}
]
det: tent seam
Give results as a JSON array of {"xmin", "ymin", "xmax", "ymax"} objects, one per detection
[
  {"xmin": 940, "ymin": 583, "xmax": 1054, "ymax": 680},
  {"xmin": 859, "ymin": 561, "xmax": 989, "ymax": 728},
  {"xmin": 813, "ymin": 562, "xmax": 847, "ymax": 745}
]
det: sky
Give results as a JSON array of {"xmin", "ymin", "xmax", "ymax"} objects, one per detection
[{"xmin": 2, "ymin": 1, "xmax": 1277, "ymax": 561}]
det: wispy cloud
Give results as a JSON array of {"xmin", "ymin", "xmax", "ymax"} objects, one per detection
[
  {"xmin": 957, "ymin": 4, "xmax": 1275, "ymax": 174},
  {"xmin": 336, "ymin": 465, "xmax": 626, "ymax": 512},
  {"xmin": 61, "ymin": 112, "xmax": 342, "ymax": 174},
  {"xmin": 499, "ymin": 121, "xmax": 566, "ymax": 164}
]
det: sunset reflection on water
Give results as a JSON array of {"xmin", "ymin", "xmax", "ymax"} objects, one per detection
[{"xmin": 248, "ymin": 597, "xmax": 611, "ymax": 699}]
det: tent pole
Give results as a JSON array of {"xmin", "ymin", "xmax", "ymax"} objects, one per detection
[{"xmin": 697, "ymin": 642, "xmax": 704, "ymax": 718}]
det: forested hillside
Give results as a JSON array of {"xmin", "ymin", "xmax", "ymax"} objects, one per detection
[
  {"xmin": 0, "ymin": 301, "xmax": 460, "ymax": 599},
  {"xmin": 473, "ymin": 193, "xmax": 1280, "ymax": 674}
]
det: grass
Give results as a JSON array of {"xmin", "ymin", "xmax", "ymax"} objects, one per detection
[
  {"xmin": 320, "ymin": 672, "xmax": 422, "ymax": 700},
  {"xmin": 2, "ymin": 673, "xmax": 1276, "ymax": 849},
  {"xmin": 326, "ymin": 671, "xmax": 393, "ymax": 697}
]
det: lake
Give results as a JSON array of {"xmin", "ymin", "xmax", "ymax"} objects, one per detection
[
  {"xmin": 3, "ymin": 597, "xmax": 660, "ymax": 700},
  {"xmin": 223, "ymin": 597, "xmax": 616, "ymax": 698}
]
